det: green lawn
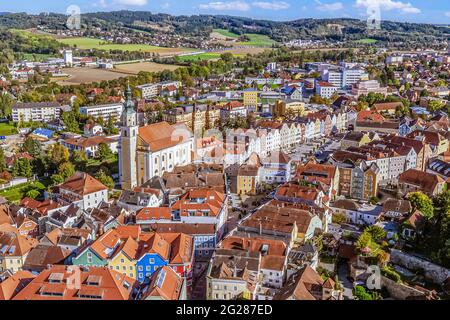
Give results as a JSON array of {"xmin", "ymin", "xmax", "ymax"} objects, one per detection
[
  {"xmin": 57, "ymin": 37, "xmax": 166, "ymax": 51},
  {"xmin": 354, "ymin": 38, "xmax": 379, "ymax": 44},
  {"xmin": 0, "ymin": 123, "xmax": 17, "ymax": 136},
  {"xmin": 237, "ymin": 33, "xmax": 277, "ymax": 47},
  {"xmin": 176, "ymin": 53, "xmax": 223, "ymax": 62},
  {"xmin": 213, "ymin": 28, "xmax": 240, "ymax": 38},
  {"xmin": 0, "ymin": 181, "xmax": 46, "ymax": 202},
  {"xmin": 20, "ymin": 53, "xmax": 54, "ymax": 61},
  {"xmin": 212, "ymin": 29, "xmax": 277, "ymax": 47}
]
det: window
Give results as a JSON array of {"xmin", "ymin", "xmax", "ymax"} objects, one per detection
[
  {"xmin": 149, "ymin": 258, "xmax": 155, "ymax": 264},
  {"xmin": 138, "ymin": 266, "xmax": 143, "ymax": 271}
]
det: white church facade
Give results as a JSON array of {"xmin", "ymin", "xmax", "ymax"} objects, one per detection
[{"xmin": 118, "ymin": 86, "xmax": 194, "ymax": 190}]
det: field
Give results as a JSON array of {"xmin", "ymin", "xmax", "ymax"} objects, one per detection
[
  {"xmin": 0, "ymin": 123, "xmax": 17, "ymax": 136},
  {"xmin": 176, "ymin": 53, "xmax": 223, "ymax": 62},
  {"xmin": 210, "ymin": 29, "xmax": 277, "ymax": 47},
  {"xmin": 211, "ymin": 29, "xmax": 240, "ymax": 39},
  {"xmin": 56, "ymin": 67, "xmax": 128, "ymax": 85},
  {"xmin": 56, "ymin": 37, "xmax": 194, "ymax": 56},
  {"xmin": 114, "ymin": 62, "xmax": 180, "ymax": 74},
  {"xmin": 237, "ymin": 34, "xmax": 277, "ymax": 47},
  {"xmin": 354, "ymin": 38, "xmax": 379, "ymax": 44}
]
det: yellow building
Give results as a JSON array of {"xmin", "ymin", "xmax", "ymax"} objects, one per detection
[
  {"xmin": 341, "ymin": 132, "xmax": 372, "ymax": 150},
  {"xmin": 107, "ymin": 237, "xmax": 138, "ymax": 279},
  {"xmin": 243, "ymin": 89, "xmax": 258, "ymax": 108},
  {"xmin": 237, "ymin": 165, "xmax": 261, "ymax": 196},
  {"xmin": 285, "ymin": 101, "xmax": 306, "ymax": 116},
  {"xmin": 0, "ymin": 224, "xmax": 38, "ymax": 274}
]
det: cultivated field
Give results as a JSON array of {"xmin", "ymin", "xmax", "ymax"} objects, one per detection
[
  {"xmin": 114, "ymin": 62, "xmax": 180, "ymax": 74},
  {"xmin": 57, "ymin": 37, "xmax": 196, "ymax": 56},
  {"xmin": 56, "ymin": 67, "xmax": 128, "ymax": 85},
  {"xmin": 210, "ymin": 29, "xmax": 277, "ymax": 48}
]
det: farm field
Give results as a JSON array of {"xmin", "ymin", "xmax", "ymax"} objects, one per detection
[
  {"xmin": 56, "ymin": 67, "xmax": 128, "ymax": 85},
  {"xmin": 210, "ymin": 29, "xmax": 277, "ymax": 47},
  {"xmin": 237, "ymin": 33, "xmax": 277, "ymax": 47},
  {"xmin": 354, "ymin": 38, "xmax": 379, "ymax": 44},
  {"xmin": 211, "ymin": 29, "xmax": 240, "ymax": 39},
  {"xmin": 114, "ymin": 62, "xmax": 180, "ymax": 74},
  {"xmin": 56, "ymin": 37, "xmax": 196, "ymax": 56},
  {"xmin": 176, "ymin": 53, "xmax": 223, "ymax": 62}
]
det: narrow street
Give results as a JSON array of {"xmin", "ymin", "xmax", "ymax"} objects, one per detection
[{"xmin": 338, "ymin": 262, "xmax": 354, "ymax": 300}]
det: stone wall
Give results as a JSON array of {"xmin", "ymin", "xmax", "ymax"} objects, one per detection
[
  {"xmin": 390, "ymin": 249, "xmax": 450, "ymax": 284},
  {"xmin": 381, "ymin": 276, "xmax": 425, "ymax": 300}
]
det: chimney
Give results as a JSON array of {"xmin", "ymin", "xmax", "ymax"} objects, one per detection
[{"xmin": 259, "ymin": 221, "xmax": 263, "ymax": 235}]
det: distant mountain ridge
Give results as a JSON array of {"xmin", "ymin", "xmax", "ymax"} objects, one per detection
[{"xmin": 0, "ymin": 11, "xmax": 448, "ymax": 43}]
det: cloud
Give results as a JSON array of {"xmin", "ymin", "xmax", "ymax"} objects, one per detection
[
  {"xmin": 93, "ymin": 0, "xmax": 148, "ymax": 7},
  {"xmin": 161, "ymin": 2, "xmax": 171, "ymax": 9},
  {"xmin": 355, "ymin": 0, "xmax": 421, "ymax": 14},
  {"xmin": 199, "ymin": 1, "xmax": 251, "ymax": 11},
  {"xmin": 114, "ymin": 0, "xmax": 148, "ymax": 5},
  {"xmin": 315, "ymin": 1, "xmax": 344, "ymax": 11},
  {"xmin": 251, "ymin": 1, "xmax": 290, "ymax": 10},
  {"xmin": 445, "ymin": 11, "xmax": 450, "ymax": 17}
]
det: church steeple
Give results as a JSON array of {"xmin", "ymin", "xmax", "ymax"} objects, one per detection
[{"xmin": 124, "ymin": 81, "xmax": 135, "ymax": 111}]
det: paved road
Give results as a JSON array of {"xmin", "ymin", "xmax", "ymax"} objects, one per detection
[{"xmin": 338, "ymin": 262, "xmax": 354, "ymax": 300}]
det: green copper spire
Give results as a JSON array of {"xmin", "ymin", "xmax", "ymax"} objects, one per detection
[{"xmin": 124, "ymin": 80, "xmax": 135, "ymax": 111}]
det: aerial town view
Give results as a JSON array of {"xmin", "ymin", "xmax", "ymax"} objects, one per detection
[{"xmin": 0, "ymin": 0, "xmax": 449, "ymax": 308}]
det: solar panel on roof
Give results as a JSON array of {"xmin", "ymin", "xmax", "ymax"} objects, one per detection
[{"xmin": 156, "ymin": 269, "xmax": 166, "ymax": 288}]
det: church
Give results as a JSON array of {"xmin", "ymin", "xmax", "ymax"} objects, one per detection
[{"xmin": 118, "ymin": 86, "xmax": 194, "ymax": 190}]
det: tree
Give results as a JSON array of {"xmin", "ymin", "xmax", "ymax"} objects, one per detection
[
  {"xmin": 369, "ymin": 196, "xmax": 379, "ymax": 205},
  {"xmin": 106, "ymin": 115, "xmax": 119, "ymax": 135},
  {"xmin": 96, "ymin": 169, "xmax": 114, "ymax": 190},
  {"xmin": 26, "ymin": 189, "xmax": 40, "ymax": 199},
  {"xmin": 22, "ymin": 137, "xmax": 42, "ymax": 157},
  {"xmin": 408, "ymin": 192, "xmax": 434, "ymax": 220},
  {"xmin": 12, "ymin": 158, "xmax": 33, "ymax": 178},
  {"xmin": 0, "ymin": 94, "xmax": 13, "ymax": 118},
  {"xmin": 365, "ymin": 225, "xmax": 386, "ymax": 241},
  {"xmin": 0, "ymin": 148, "xmax": 6, "ymax": 172},
  {"xmin": 62, "ymin": 111, "xmax": 80, "ymax": 133},
  {"xmin": 332, "ymin": 213, "xmax": 346, "ymax": 224},
  {"xmin": 58, "ymin": 162, "xmax": 75, "ymax": 180},
  {"xmin": 47, "ymin": 144, "xmax": 70, "ymax": 168},
  {"xmin": 72, "ymin": 150, "xmax": 88, "ymax": 171},
  {"xmin": 353, "ymin": 286, "xmax": 375, "ymax": 300},
  {"xmin": 428, "ymin": 100, "xmax": 445, "ymax": 112},
  {"xmin": 97, "ymin": 143, "xmax": 113, "ymax": 161},
  {"xmin": 50, "ymin": 174, "xmax": 65, "ymax": 186}
]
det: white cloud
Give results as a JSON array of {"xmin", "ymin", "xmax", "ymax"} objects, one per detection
[
  {"xmin": 355, "ymin": 0, "xmax": 421, "ymax": 14},
  {"xmin": 115, "ymin": 0, "xmax": 148, "ymax": 5},
  {"xmin": 445, "ymin": 11, "xmax": 450, "ymax": 17},
  {"xmin": 251, "ymin": 1, "xmax": 290, "ymax": 10},
  {"xmin": 315, "ymin": 1, "xmax": 344, "ymax": 11},
  {"xmin": 161, "ymin": 2, "xmax": 171, "ymax": 9},
  {"xmin": 199, "ymin": 1, "xmax": 251, "ymax": 11},
  {"xmin": 94, "ymin": 0, "xmax": 148, "ymax": 7}
]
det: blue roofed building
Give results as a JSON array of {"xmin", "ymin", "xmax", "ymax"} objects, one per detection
[{"xmin": 30, "ymin": 128, "xmax": 54, "ymax": 141}]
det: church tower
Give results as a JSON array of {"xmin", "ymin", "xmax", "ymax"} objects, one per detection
[{"xmin": 118, "ymin": 84, "xmax": 138, "ymax": 190}]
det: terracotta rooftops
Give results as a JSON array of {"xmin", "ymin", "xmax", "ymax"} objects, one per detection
[
  {"xmin": 59, "ymin": 172, "xmax": 108, "ymax": 196},
  {"xmin": 12, "ymin": 266, "xmax": 137, "ymax": 300},
  {"xmin": 138, "ymin": 122, "xmax": 191, "ymax": 152}
]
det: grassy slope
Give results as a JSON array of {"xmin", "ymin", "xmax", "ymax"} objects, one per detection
[{"xmin": 213, "ymin": 28, "xmax": 240, "ymax": 38}]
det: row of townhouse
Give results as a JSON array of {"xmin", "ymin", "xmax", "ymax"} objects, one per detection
[
  {"xmin": 71, "ymin": 225, "xmax": 194, "ymax": 282},
  {"xmin": 221, "ymin": 112, "xmax": 348, "ymax": 167}
]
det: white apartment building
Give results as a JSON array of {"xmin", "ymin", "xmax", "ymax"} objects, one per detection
[
  {"xmin": 12, "ymin": 102, "xmax": 61, "ymax": 123},
  {"xmin": 80, "ymin": 103, "xmax": 124, "ymax": 122},
  {"xmin": 137, "ymin": 81, "xmax": 182, "ymax": 99},
  {"xmin": 315, "ymin": 81, "xmax": 339, "ymax": 99}
]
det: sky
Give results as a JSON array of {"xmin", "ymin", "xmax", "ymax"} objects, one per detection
[{"xmin": 1, "ymin": 0, "xmax": 449, "ymax": 24}]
